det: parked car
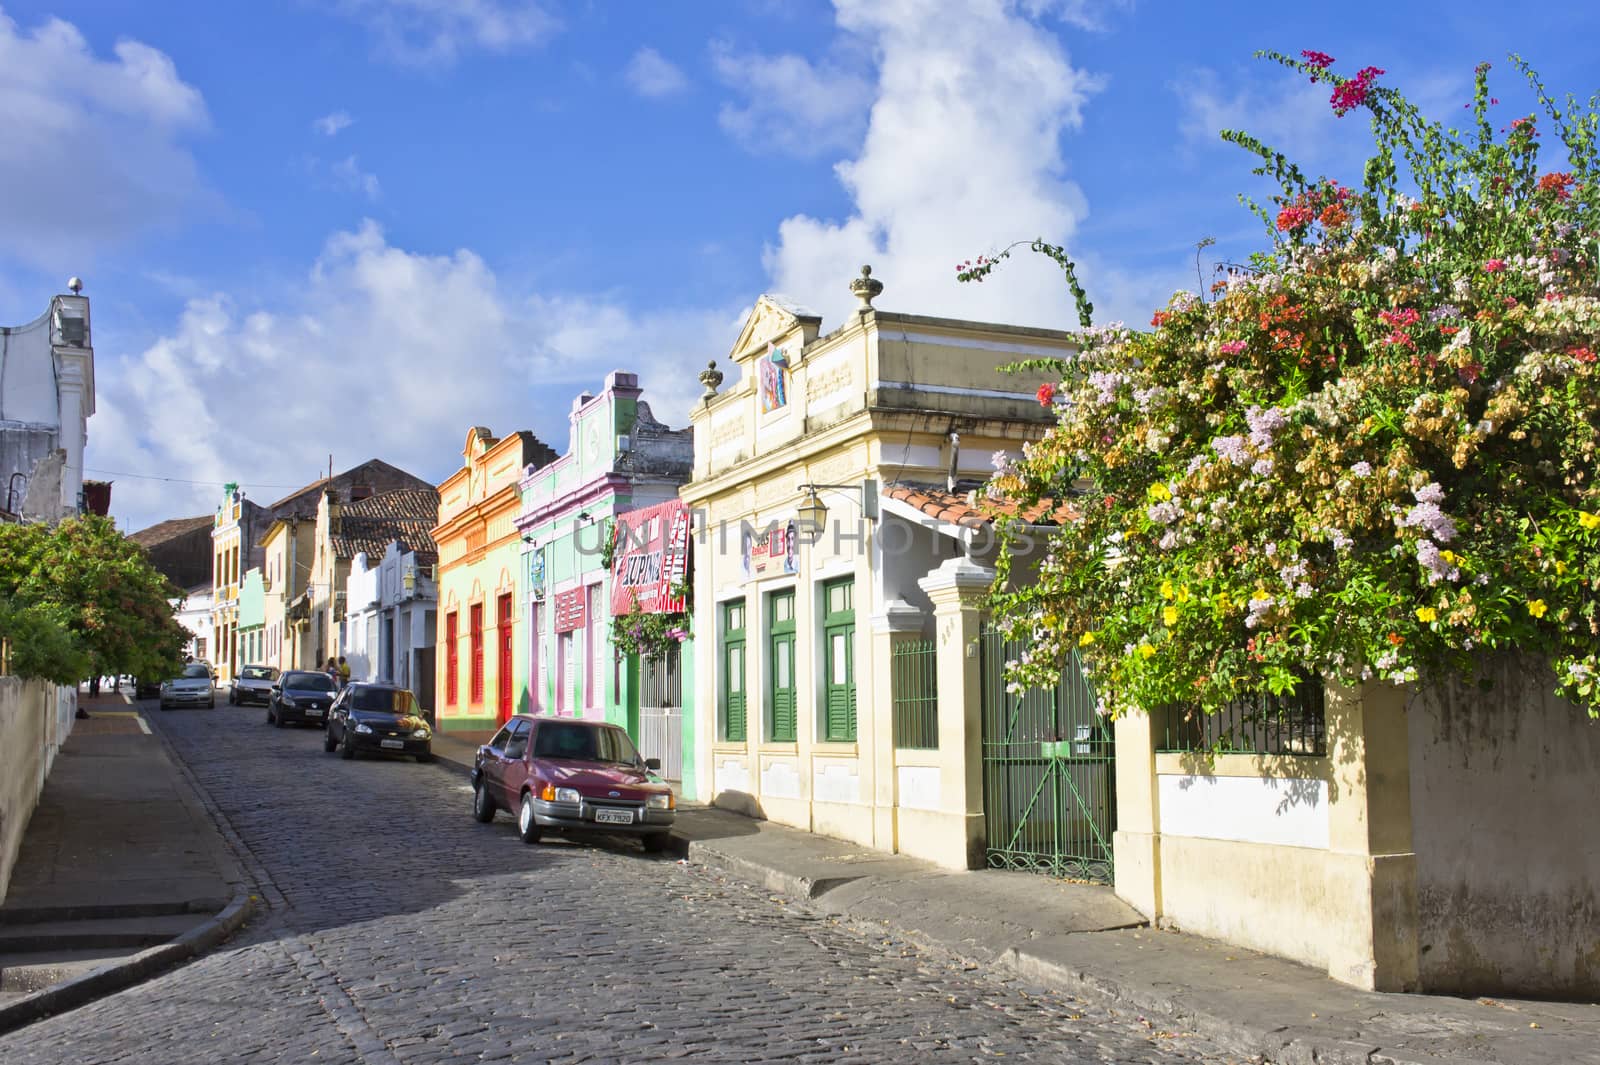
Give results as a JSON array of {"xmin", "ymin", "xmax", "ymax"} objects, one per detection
[
  {"xmin": 266, "ymin": 670, "xmax": 338, "ymax": 727},
  {"xmin": 229, "ymin": 664, "xmax": 279, "ymax": 706},
  {"xmin": 322, "ymin": 683, "xmax": 433, "ymax": 762},
  {"xmin": 159, "ymin": 662, "xmax": 215, "ymax": 711},
  {"xmin": 470, "ymin": 715, "xmax": 675, "ymax": 852},
  {"xmin": 135, "ymin": 676, "xmax": 163, "ymax": 700}
]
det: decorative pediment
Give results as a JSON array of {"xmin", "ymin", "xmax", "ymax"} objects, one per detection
[{"xmin": 728, "ymin": 295, "xmax": 821, "ymax": 364}]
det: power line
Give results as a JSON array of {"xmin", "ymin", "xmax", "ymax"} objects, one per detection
[{"xmin": 82, "ymin": 468, "xmax": 302, "ymax": 490}]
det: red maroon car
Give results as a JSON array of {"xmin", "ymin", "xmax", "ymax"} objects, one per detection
[{"xmin": 471, "ymin": 715, "xmax": 676, "ymax": 852}]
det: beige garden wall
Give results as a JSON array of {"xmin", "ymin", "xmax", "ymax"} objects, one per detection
[
  {"xmin": 0, "ymin": 677, "xmax": 76, "ymax": 905},
  {"xmin": 1408, "ymin": 657, "xmax": 1600, "ymax": 999}
]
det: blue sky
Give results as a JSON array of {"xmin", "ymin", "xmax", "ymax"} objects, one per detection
[{"xmin": 0, "ymin": 0, "xmax": 1595, "ymax": 532}]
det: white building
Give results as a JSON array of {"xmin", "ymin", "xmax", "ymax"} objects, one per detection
[
  {"xmin": 0, "ymin": 286, "xmax": 94, "ymax": 522},
  {"xmin": 342, "ymin": 543, "xmax": 437, "ymax": 706},
  {"xmin": 172, "ymin": 584, "xmax": 215, "ymax": 665}
]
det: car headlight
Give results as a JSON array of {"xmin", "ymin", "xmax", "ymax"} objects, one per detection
[
  {"xmin": 646, "ymin": 793, "xmax": 675, "ymax": 810},
  {"xmin": 554, "ymin": 787, "xmax": 581, "ymax": 804},
  {"xmin": 410, "ymin": 727, "xmax": 430, "ymax": 739},
  {"xmin": 280, "ymin": 695, "xmax": 297, "ymax": 707},
  {"xmin": 354, "ymin": 723, "xmax": 373, "ymax": 734}
]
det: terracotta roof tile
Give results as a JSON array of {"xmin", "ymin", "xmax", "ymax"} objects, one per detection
[
  {"xmin": 128, "ymin": 514, "xmax": 213, "ymax": 547},
  {"xmin": 332, "ymin": 489, "xmax": 439, "ymax": 565},
  {"xmin": 884, "ymin": 483, "xmax": 1078, "ymax": 528}
]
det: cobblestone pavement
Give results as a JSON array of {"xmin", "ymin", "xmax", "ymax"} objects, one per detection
[{"xmin": 0, "ymin": 705, "xmax": 1246, "ymax": 1065}]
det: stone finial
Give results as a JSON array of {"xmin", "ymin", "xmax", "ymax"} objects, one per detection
[
  {"xmin": 67, "ymin": 277, "xmax": 83, "ymax": 295},
  {"xmin": 850, "ymin": 264, "xmax": 883, "ymax": 312},
  {"xmin": 699, "ymin": 359, "xmax": 724, "ymax": 402}
]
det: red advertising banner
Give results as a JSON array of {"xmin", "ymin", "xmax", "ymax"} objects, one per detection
[
  {"xmin": 611, "ymin": 500, "xmax": 691, "ymax": 615},
  {"xmin": 553, "ymin": 587, "xmax": 587, "ymax": 633}
]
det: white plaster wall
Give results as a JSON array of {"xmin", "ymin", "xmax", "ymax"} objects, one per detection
[
  {"xmin": 1158, "ymin": 774, "xmax": 1329, "ymax": 849},
  {"xmin": 1408, "ymin": 657, "xmax": 1600, "ymax": 998},
  {"xmin": 896, "ymin": 765, "xmax": 940, "ymax": 811},
  {"xmin": 813, "ymin": 760, "xmax": 861, "ymax": 804},
  {"xmin": 715, "ymin": 757, "xmax": 751, "ymax": 796},
  {"xmin": 762, "ymin": 759, "xmax": 802, "ymax": 800},
  {"xmin": 0, "ymin": 678, "xmax": 75, "ymax": 906},
  {"xmin": 0, "ymin": 315, "xmax": 59, "ymax": 427}
]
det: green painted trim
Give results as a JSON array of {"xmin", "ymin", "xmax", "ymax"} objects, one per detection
[{"xmin": 439, "ymin": 716, "xmax": 500, "ymax": 733}]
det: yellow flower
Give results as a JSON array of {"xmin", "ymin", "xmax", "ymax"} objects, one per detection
[
  {"xmin": 1251, "ymin": 589, "xmax": 1272, "ymax": 601},
  {"xmin": 1163, "ymin": 605, "xmax": 1179, "ymax": 626},
  {"xmin": 1438, "ymin": 549, "xmax": 1457, "ymax": 564},
  {"xmin": 1160, "ymin": 580, "xmax": 1175, "ymax": 600},
  {"xmin": 1079, "ymin": 631, "xmax": 1095, "ymax": 647},
  {"xmin": 1554, "ymin": 560, "xmax": 1568, "ymax": 575},
  {"xmin": 1415, "ymin": 606, "xmax": 1438, "ymax": 623},
  {"xmin": 1137, "ymin": 643, "xmax": 1156, "ymax": 659},
  {"xmin": 1176, "ymin": 584, "xmax": 1192, "ymax": 604},
  {"xmin": 1148, "ymin": 482, "xmax": 1172, "ymax": 502},
  {"xmin": 1527, "ymin": 599, "xmax": 1548, "ymax": 618},
  {"xmin": 1580, "ymin": 511, "xmax": 1600, "ymax": 530}
]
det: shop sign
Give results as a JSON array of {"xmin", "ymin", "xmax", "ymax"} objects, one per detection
[
  {"xmin": 553, "ymin": 587, "xmax": 587, "ymax": 633},
  {"xmin": 611, "ymin": 500, "xmax": 691, "ymax": 615},
  {"xmin": 758, "ymin": 344, "xmax": 790, "ymax": 413}
]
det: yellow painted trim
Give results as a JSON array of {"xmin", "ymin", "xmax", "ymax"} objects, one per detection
[
  {"xmin": 1154, "ymin": 750, "xmax": 1332, "ymax": 782},
  {"xmin": 893, "ymin": 749, "xmax": 941, "ymax": 767},
  {"xmin": 811, "ymin": 742, "xmax": 859, "ymax": 758},
  {"xmin": 711, "ymin": 744, "xmax": 749, "ymax": 756},
  {"xmin": 758, "ymin": 743, "xmax": 800, "ymax": 756}
]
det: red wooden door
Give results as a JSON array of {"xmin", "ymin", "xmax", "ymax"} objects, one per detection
[{"xmin": 497, "ymin": 593, "xmax": 514, "ymax": 724}]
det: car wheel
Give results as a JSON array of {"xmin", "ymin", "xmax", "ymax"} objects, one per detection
[
  {"xmin": 641, "ymin": 833, "xmax": 670, "ymax": 855},
  {"xmin": 274, "ymin": 708, "xmax": 287, "ymax": 728},
  {"xmin": 323, "ymin": 725, "xmax": 338, "ymax": 753},
  {"xmin": 340, "ymin": 729, "xmax": 356, "ymax": 759},
  {"xmin": 208, "ymin": 697, "xmax": 216, "ymax": 709},
  {"xmin": 472, "ymin": 779, "xmax": 495, "ymax": 823},
  {"xmin": 415, "ymin": 750, "xmax": 434, "ymax": 764},
  {"xmin": 159, "ymin": 701, "xmax": 170, "ymax": 711},
  {"xmin": 517, "ymin": 794, "xmax": 542, "ymax": 844}
]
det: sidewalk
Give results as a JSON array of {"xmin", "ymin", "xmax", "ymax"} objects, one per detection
[
  {"xmin": 0, "ymin": 690, "xmax": 254, "ymax": 1033},
  {"xmin": 430, "ymin": 732, "xmax": 1600, "ymax": 1065}
]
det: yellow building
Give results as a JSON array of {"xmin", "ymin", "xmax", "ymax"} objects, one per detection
[
  {"xmin": 208, "ymin": 487, "xmax": 263, "ymax": 683},
  {"xmin": 432, "ymin": 428, "xmax": 556, "ymax": 732},
  {"xmin": 260, "ymin": 516, "xmax": 316, "ymax": 672},
  {"xmin": 682, "ymin": 270, "xmax": 1071, "ymax": 869}
]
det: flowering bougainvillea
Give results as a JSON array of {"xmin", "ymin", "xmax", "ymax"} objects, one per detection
[{"xmin": 969, "ymin": 51, "xmax": 1600, "ymax": 718}]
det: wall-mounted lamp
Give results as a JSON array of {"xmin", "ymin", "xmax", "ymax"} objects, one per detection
[{"xmin": 794, "ymin": 479, "xmax": 879, "ymax": 531}]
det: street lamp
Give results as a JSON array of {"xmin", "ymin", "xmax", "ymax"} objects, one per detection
[
  {"xmin": 794, "ymin": 479, "xmax": 879, "ymax": 536},
  {"xmin": 797, "ymin": 485, "xmax": 829, "ymax": 530}
]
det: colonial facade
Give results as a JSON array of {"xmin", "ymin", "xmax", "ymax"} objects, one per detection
[
  {"xmin": 513, "ymin": 372, "xmax": 694, "ymax": 789},
  {"xmin": 0, "ymin": 286, "xmax": 94, "ymax": 522},
  {"xmin": 259, "ymin": 515, "xmax": 316, "ymax": 671},
  {"xmin": 209, "ymin": 488, "xmax": 266, "ymax": 684},
  {"xmin": 433, "ymin": 428, "xmax": 556, "ymax": 731},
  {"xmin": 681, "ymin": 271, "xmax": 1068, "ymax": 868},
  {"xmin": 339, "ymin": 495, "xmax": 439, "ymax": 703}
]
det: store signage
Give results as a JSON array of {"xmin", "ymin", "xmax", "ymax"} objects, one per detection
[
  {"xmin": 741, "ymin": 519, "xmax": 799, "ymax": 582},
  {"xmin": 611, "ymin": 500, "xmax": 691, "ymax": 615},
  {"xmin": 553, "ymin": 587, "xmax": 587, "ymax": 633}
]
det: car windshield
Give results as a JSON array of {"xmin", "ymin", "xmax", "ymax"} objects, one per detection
[
  {"xmin": 180, "ymin": 664, "xmax": 210, "ymax": 679},
  {"xmin": 352, "ymin": 688, "xmax": 419, "ymax": 715},
  {"xmin": 533, "ymin": 723, "xmax": 641, "ymax": 765},
  {"xmin": 284, "ymin": 672, "xmax": 335, "ymax": 691},
  {"xmin": 240, "ymin": 666, "xmax": 277, "ymax": 680}
]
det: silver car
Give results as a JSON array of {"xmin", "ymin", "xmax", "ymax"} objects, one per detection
[
  {"xmin": 159, "ymin": 662, "xmax": 215, "ymax": 710},
  {"xmin": 229, "ymin": 664, "xmax": 279, "ymax": 706}
]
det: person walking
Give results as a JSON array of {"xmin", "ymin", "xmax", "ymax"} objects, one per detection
[{"xmin": 337, "ymin": 656, "xmax": 351, "ymax": 688}]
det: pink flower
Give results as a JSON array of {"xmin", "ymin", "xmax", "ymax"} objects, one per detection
[
  {"xmin": 1219, "ymin": 339, "xmax": 1248, "ymax": 355},
  {"xmin": 1330, "ymin": 65, "xmax": 1385, "ymax": 117},
  {"xmin": 1301, "ymin": 50, "xmax": 1335, "ymax": 70},
  {"xmin": 1037, "ymin": 382, "xmax": 1057, "ymax": 407},
  {"xmin": 1482, "ymin": 259, "xmax": 1505, "ymax": 273}
]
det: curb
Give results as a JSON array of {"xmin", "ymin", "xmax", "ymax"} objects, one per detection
[{"xmin": 0, "ymin": 886, "xmax": 256, "ymax": 1037}]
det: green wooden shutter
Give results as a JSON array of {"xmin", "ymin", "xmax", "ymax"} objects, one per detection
[
  {"xmin": 722, "ymin": 602, "xmax": 746, "ymax": 742},
  {"xmin": 822, "ymin": 579, "xmax": 856, "ymax": 742},
  {"xmin": 769, "ymin": 591, "xmax": 796, "ymax": 742}
]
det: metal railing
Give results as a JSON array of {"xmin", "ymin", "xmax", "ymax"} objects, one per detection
[
  {"xmin": 1158, "ymin": 680, "xmax": 1327, "ymax": 757},
  {"xmin": 891, "ymin": 639, "xmax": 938, "ymax": 749}
]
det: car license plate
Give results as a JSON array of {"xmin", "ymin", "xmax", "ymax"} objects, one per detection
[
  {"xmin": 595, "ymin": 808, "xmax": 633, "ymax": 825},
  {"xmin": 380, "ymin": 739, "xmax": 404, "ymax": 749},
  {"xmin": 306, "ymin": 707, "xmax": 324, "ymax": 715}
]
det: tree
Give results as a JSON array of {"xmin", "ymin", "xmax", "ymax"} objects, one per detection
[
  {"xmin": 968, "ymin": 53, "xmax": 1600, "ymax": 718},
  {"xmin": 0, "ymin": 514, "xmax": 188, "ymax": 684}
]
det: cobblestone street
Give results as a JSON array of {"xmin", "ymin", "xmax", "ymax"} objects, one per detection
[{"xmin": 0, "ymin": 705, "xmax": 1238, "ymax": 1064}]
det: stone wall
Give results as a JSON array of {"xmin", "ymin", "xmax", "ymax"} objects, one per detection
[
  {"xmin": 0, "ymin": 677, "xmax": 76, "ymax": 905},
  {"xmin": 1409, "ymin": 656, "xmax": 1600, "ymax": 998}
]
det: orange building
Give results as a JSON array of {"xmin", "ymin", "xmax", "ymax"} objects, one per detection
[{"xmin": 431, "ymin": 427, "xmax": 556, "ymax": 732}]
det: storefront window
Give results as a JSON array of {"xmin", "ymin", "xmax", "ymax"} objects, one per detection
[
  {"xmin": 822, "ymin": 577, "xmax": 856, "ymax": 742},
  {"xmin": 722, "ymin": 601, "xmax": 746, "ymax": 742}
]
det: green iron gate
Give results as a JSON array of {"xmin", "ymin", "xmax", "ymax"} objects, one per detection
[{"xmin": 979, "ymin": 625, "xmax": 1116, "ymax": 883}]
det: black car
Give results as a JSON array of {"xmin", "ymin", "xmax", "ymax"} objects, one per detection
[
  {"xmin": 267, "ymin": 670, "xmax": 338, "ymax": 727},
  {"xmin": 324, "ymin": 683, "xmax": 433, "ymax": 762}
]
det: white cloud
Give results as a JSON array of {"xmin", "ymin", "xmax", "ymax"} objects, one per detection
[
  {"xmin": 711, "ymin": 38, "xmax": 873, "ymax": 158},
  {"xmin": 762, "ymin": 0, "xmax": 1103, "ymax": 330},
  {"xmin": 332, "ymin": 155, "xmax": 382, "ymax": 200},
  {"xmin": 314, "ymin": 110, "xmax": 354, "ymax": 136},
  {"xmin": 625, "ymin": 47, "xmax": 688, "ymax": 98},
  {"xmin": 1176, "ymin": 66, "xmax": 1363, "ymax": 168},
  {"xmin": 92, "ymin": 222, "xmax": 734, "ymax": 531},
  {"xmin": 0, "ymin": 10, "xmax": 211, "ymax": 272},
  {"xmin": 333, "ymin": 0, "xmax": 557, "ymax": 67}
]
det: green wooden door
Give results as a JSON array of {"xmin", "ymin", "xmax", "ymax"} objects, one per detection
[
  {"xmin": 722, "ymin": 601, "xmax": 746, "ymax": 742},
  {"xmin": 822, "ymin": 578, "xmax": 856, "ymax": 742},
  {"xmin": 769, "ymin": 590, "xmax": 796, "ymax": 742}
]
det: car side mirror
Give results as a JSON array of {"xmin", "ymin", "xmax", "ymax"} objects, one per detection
[{"xmin": 645, "ymin": 757, "xmax": 662, "ymax": 771}]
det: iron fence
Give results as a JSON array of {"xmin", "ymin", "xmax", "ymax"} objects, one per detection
[
  {"xmin": 891, "ymin": 639, "xmax": 938, "ymax": 749},
  {"xmin": 1158, "ymin": 679, "xmax": 1327, "ymax": 757}
]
